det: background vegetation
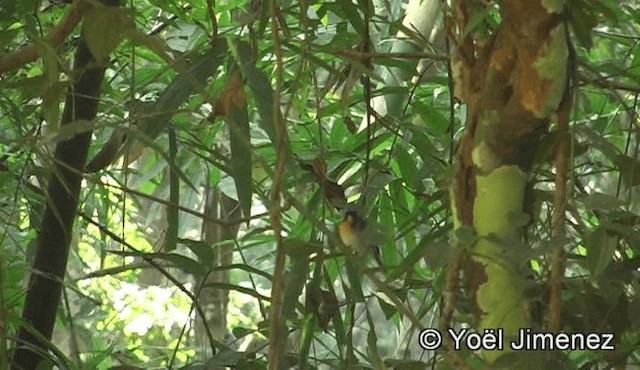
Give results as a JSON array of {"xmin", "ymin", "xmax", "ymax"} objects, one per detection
[{"xmin": 0, "ymin": 0, "xmax": 639, "ymax": 369}]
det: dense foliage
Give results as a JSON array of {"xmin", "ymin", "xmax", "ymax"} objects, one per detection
[{"xmin": 0, "ymin": 0, "xmax": 639, "ymax": 368}]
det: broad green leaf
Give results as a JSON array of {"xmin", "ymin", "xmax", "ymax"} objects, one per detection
[{"xmin": 0, "ymin": 28, "xmax": 19, "ymax": 50}]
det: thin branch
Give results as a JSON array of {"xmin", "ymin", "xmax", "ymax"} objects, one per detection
[
  {"xmin": 548, "ymin": 52, "xmax": 574, "ymax": 332},
  {"xmin": 77, "ymin": 212, "xmax": 225, "ymax": 354},
  {"xmin": 578, "ymin": 71, "xmax": 640, "ymax": 94},
  {"xmin": 330, "ymin": 50, "xmax": 450, "ymax": 62},
  {"xmin": 266, "ymin": 0, "xmax": 287, "ymax": 368}
]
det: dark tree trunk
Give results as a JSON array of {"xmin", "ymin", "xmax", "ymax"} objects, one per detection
[{"xmin": 12, "ymin": 1, "xmax": 121, "ymax": 368}]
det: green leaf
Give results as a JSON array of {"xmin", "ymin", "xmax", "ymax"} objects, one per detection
[
  {"xmin": 41, "ymin": 81, "xmax": 66, "ymax": 131},
  {"xmin": 377, "ymin": 296, "xmax": 396, "ymax": 320},
  {"xmin": 615, "ymin": 155, "xmax": 640, "ymax": 188},
  {"xmin": 202, "ymin": 349, "xmax": 245, "ymax": 367},
  {"xmin": 585, "ymin": 227, "xmax": 618, "ymax": 277},
  {"xmin": 463, "ymin": 6, "xmax": 494, "ymax": 37},
  {"xmin": 141, "ymin": 43, "xmax": 227, "ymax": 140},
  {"xmin": 338, "ymin": 1, "xmax": 363, "ymax": 33},
  {"xmin": 455, "ymin": 226, "xmax": 478, "ymax": 247},
  {"xmin": 282, "ymin": 242, "xmax": 309, "ymax": 320},
  {"xmin": 283, "ymin": 238, "xmax": 323, "ymax": 258},
  {"xmin": 395, "ymin": 146, "xmax": 417, "ymax": 189},
  {"xmin": 158, "ymin": 253, "xmax": 208, "ymax": 276},
  {"xmin": 178, "ymin": 238, "xmax": 215, "ymax": 264},
  {"xmin": 163, "ymin": 127, "xmax": 179, "ymax": 252},
  {"xmin": 569, "ymin": 0, "xmax": 598, "ymax": 50},
  {"xmin": 230, "ymin": 40, "xmax": 291, "ymax": 164},
  {"xmin": 580, "ymin": 192, "xmax": 625, "ymax": 211},
  {"xmin": 232, "ymin": 327, "xmax": 255, "ymax": 339},
  {"xmin": 228, "ymin": 98, "xmax": 252, "ymax": 218},
  {"xmin": 0, "ymin": 28, "xmax": 19, "ymax": 50},
  {"xmin": 577, "ymin": 125, "xmax": 620, "ymax": 162},
  {"xmin": 365, "ymin": 309, "xmax": 384, "ymax": 368}
]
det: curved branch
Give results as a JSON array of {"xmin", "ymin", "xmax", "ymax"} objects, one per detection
[{"xmin": 0, "ymin": 0, "xmax": 90, "ymax": 75}]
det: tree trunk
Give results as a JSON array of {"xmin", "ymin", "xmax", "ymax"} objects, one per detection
[
  {"xmin": 195, "ymin": 187, "xmax": 240, "ymax": 359},
  {"xmin": 449, "ymin": 0, "xmax": 568, "ymax": 365},
  {"xmin": 12, "ymin": 1, "xmax": 121, "ymax": 368}
]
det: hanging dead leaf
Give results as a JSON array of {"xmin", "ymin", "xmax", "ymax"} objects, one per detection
[
  {"xmin": 312, "ymin": 158, "xmax": 327, "ymax": 178},
  {"xmin": 306, "ymin": 285, "xmax": 339, "ymax": 331},
  {"xmin": 322, "ymin": 179, "xmax": 347, "ymax": 211},
  {"xmin": 209, "ymin": 70, "xmax": 246, "ymax": 122}
]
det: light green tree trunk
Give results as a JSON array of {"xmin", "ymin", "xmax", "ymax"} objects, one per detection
[{"xmin": 449, "ymin": 0, "xmax": 568, "ymax": 365}]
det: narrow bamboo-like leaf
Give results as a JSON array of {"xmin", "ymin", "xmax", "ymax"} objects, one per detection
[
  {"xmin": 141, "ymin": 43, "xmax": 227, "ymax": 140},
  {"xmin": 344, "ymin": 259, "xmax": 364, "ymax": 303},
  {"xmin": 84, "ymin": 129, "xmax": 127, "ymax": 172},
  {"xmin": 282, "ymin": 241, "xmax": 309, "ymax": 321},
  {"xmin": 144, "ymin": 129, "xmax": 204, "ymax": 190},
  {"xmin": 283, "ymin": 238, "xmax": 323, "ymax": 257},
  {"xmin": 230, "ymin": 40, "xmax": 291, "ymax": 163},
  {"xmin": 580, "ymin": 192, "xmax": 625, "ymax": 211},
  {"xmin": 163, "ymin": 127, "xmax": 179, "ymax": 252},
  {"xmin": 158, "ymin": 253, "xmax": 208, "ymax": 276},
  {"xmin": 298, "ymin": 313, "xmax": 315, "ymax": 369},
  {"xmin": 228, "ymin": 100, "xmax": 252, "ymax": 217},
  {"xmin": 338, "ymin": 1, "xmax": 364, "ymax": 33},
  {"xmin": 365, "ymin": 309, "xmax": 384, "ymax": 368},
  {"xmin": 200, "ymin": 349, "xmax": 245, "ymax": 367},
  {"xmin": 203, "ymin": 262, "xmax": 273, "ymax": 281},
  {"xmin": 85, "ymin": 45, "xmax": 227, "ymax": 174},
  {"xmin": 379, "ymin": 193, "xmax": 398, "ymax": 265},
  {"xmin": 178, "ymin": 238, "xmax": 215, "ymax": 265},
  {"xmin": 40, "ymin": 44, "xmax": 63, "ymax": 130},
  {"xmin": 585, "ymin": 227, "xmax": 618, "ymax": 277}
]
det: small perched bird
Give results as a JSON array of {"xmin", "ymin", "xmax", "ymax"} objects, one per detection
[{"xmin": 338, "ymin": 210, "xmax": 383, "ymax": 266}]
